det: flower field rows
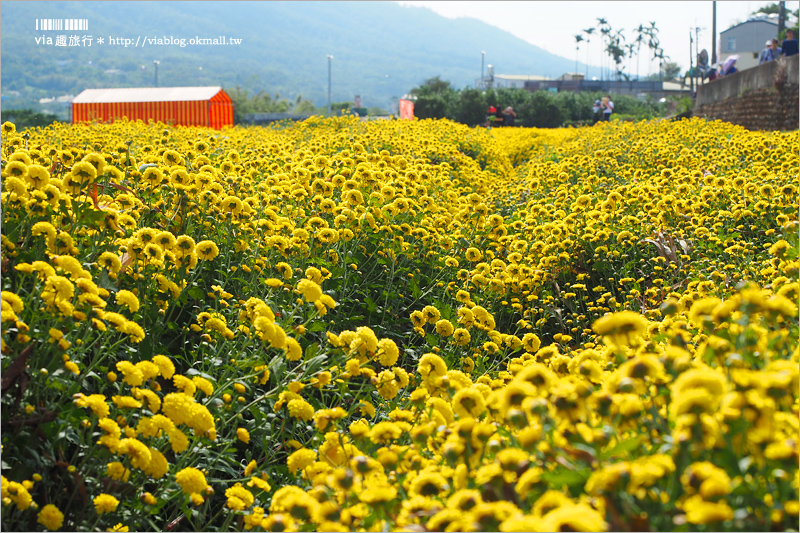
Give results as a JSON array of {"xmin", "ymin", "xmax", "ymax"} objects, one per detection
[{"xmin": 1, "ymin": 116, "xmax": 797, "ymax": 532}]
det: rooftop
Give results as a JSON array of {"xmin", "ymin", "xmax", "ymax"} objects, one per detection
[
  {"xmin": 722, "ymin": 13, "xmax": 799, "ymax": 33},
  {"xmin": 494, "ymin": 74, "xmax": 551, "ymax": 81},
  {"xmin": 72, "ymin": 86, "xmax": 225, "ymax": 104}
]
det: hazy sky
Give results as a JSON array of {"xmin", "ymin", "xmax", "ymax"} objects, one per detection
[{"xmin": 396, "ymin": 1, "xmax": 798, "ymax": 76}]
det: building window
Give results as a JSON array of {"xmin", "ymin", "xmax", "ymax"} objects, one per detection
[{"xmin": 727, "ymin": 37, "xmax": 736, "ymax": 51}]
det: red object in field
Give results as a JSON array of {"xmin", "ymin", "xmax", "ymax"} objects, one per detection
[
  {"xmin": 71, "ymin": 86, "xmax": 234, "ymax": 129},
  {"xmin": 399, "ymin": 98, "xmax": 414, "ymax": 120}
]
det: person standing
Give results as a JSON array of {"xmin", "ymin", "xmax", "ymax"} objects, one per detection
[
  {"xmin": 486, "ymin": 105, "xmax": 497, "ymax": 129},
  {"xmin": 503, "ymin": 106, "xmax": 517, "ymax": 127},
  {"xmin": 601, "ymin": 95, "xmax": 614, "ymax": 121},
  {"xmin": 592, "ymin": 99, "xmax": 602, "ymax": 124},
  {"xmin": 760, "ymin": 39, "xmax": 781, "ymax": 63},
  {"xmin": 781, "ymin": 29, "xmax": 799, "ymax": 57},
  {"xmin": 759, "ymin": 39, "xmax": 772, "ymax": 63},
  {"xmin": 722, "ymin": 57, "xmax": 738, "ymax": 76}
]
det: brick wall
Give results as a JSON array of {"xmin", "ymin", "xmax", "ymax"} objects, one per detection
[{"xmin": 693, "ymin": 54, "xmax": 799, "ymax": 131}]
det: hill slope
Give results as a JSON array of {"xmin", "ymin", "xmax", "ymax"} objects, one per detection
[{"xmin": 1, "ymin": 1, "xmax": 597, "ymax": 114}]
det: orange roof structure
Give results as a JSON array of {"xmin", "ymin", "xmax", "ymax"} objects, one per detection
[{"xmin": 72, "ymin": 86, "xmax": 233, "ymax": 129}]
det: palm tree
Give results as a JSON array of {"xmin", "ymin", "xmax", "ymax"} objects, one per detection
[
  {"xmin": 606, "ymin": 29, "xmax": 626, "ymax": 81},
  {"xmin": 597, "ymin": 18, "xmax": 610, "ymax": 80},
  {"xmin": 645, "ymin": 21, "xmax": 662, "ymax": 78},
  {"xmin": 655, "ymin": 49, "xmax": 669, "ymax": 81},
  {"xmin": 583, "ymin": 28, "xmax": 595, "ymax": 78},
  {"xmin": 633, "ymin": 24, "xmax": 646, "ymax": 80},
  {"xmin": 574, "ymin": 34, "xmax": 584, "ymax": 75},
  {"xmin": 625, "ymin": 42, "xmax": 637, "ymax": 81}
]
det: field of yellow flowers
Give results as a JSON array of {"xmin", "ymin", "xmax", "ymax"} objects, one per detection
[{"xmin": 1, "ymin": 115, "xmax": 797, "ymax": 532}]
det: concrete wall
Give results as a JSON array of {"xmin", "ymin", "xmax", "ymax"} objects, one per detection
[
  {"xmin": 693, "ymin": 53, "xmax": 799, "ymax": 131},
  {"xmin": 242, "ymin": 113, "xmax": 312, "ymax": 125},
  {"xmin": 523, "ymin": 79, "xmax": 689, "ymax": 99}
]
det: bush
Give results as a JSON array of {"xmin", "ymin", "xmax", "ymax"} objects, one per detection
[
  {"xmin": 2, "ymin": 109, "xmax": 61, "ymax": 131},
  {"xmin": 407, "ymin": 78, "xmax": 673, "ymax": 128}
]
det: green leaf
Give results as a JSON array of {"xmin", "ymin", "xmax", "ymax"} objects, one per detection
[
  {"xmin": 542, "ymin": 466, "xmax": 590, "ymax": 488},
  {"xmin": 602, "ymin": 435, "xmax": 643, "ymax": 460},
  {"xmin": 73, "ymin": 200, "xmax": 107, "ymax": 228},
  {"xmin": 410, "ymin": 277, "xmax": 421, "ymax": 298},
  {"xmin": 304, "ymin": 354, "xmax": 328, "ymax": 376},
  {"xmin": 304, "ymin": 342, "xmax": 319, "ymax": 360},
  {"xmin": 269, "ymin": 354, "xmax": 286, "ymax": 382},
  {"xmin": 188, "ymin": 286, "xmax": 204, "ymax": 300},
  {"xmin": 4, "ymin": 225, "xmax": 20, "ymax": 245},
  {"xmin": 572, "ymin": 443, "xmax": 596, "ymax": 458},
  {"xmin": 97, "ymin": 269, "xmax": 118, "ymax": 293},
  {"xmin": 185, "ymin": 368, "xmax": 215, "ymax": 381}
]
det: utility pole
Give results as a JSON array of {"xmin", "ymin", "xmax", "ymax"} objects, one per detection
[
  {"xmin": 712, "ymin": 1, "xmax": 717, "ymax": 65},
  {"xmin": 779, "ymin": 1, "xmax": 786, "ymax": 38},
  {"xmin": 327, "ymin": 55, "xmax": 333, "ymax": 116},
  {"xmin": 695, "ymin": 26, "xmax": 702, "ymax": 87},
  {"xmin": 481, "ymin": 51, "xmax": 485, "ymax": 88},
  {"xmin": 153, "ymin": 60, "xmax": 160, "ymax": 87},
  {"xmin": 689, "ymin": 30, "xmax": 694, "ymax": 96}
]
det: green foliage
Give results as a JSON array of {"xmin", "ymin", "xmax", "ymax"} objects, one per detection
[
  {"xmin": 414, "ymin": 92, "xmax": 455, "ymax": 120},
  {"xmin": 452, "ymin": 88, "xmax": 487, "ymax": 127},
  {"xmin": 330, "ymin": 102, "xmax": 353, "ymax": 115},
  {"xmin": 1, "ymin": 109, "xmax": 61, "ymax": 131},
  {"xmin": 663, "ymin": 62, "xmax": 682, "ymax": 81},
  {"xmin": 410, "ymin": 76, "xmax": 452, "ymax": 96},
  {"xmin": 228, "ymin": 87, "xmax": 315, "ymax": 124},
  {"xmin": 294, "ymin": 100, "xmax": 318, "ymax": 115},
  {"xmin": 751, "ymin": 3, "xmax": 782, "ymax": 15},
  {"xmin": 676, "ymin": 96, "xmax": 693, "ymax": 115},
  {"xmin": 406, "ymin": 80, "xmax": 671, "ymax": 127},
  {"xmin": 518, "ymin": 91, "xmax": 564, "ymax": 128},
  {"xmin": 410, "ymin": 77, "xmax": 457, "ymax": 121}
]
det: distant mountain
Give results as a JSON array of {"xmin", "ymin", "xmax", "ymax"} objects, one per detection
[{"xmin": 1, "ymin": 1, "xmax": 598, "ymax": 116}]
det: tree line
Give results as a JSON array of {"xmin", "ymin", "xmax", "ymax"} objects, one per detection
[
  {"xmin": 408, "ymin": 77, "xmax": 672, "ymax": 128},
  {"xmin": 227, "ymin": 87, "xmax": 391, "ymax": 124}
]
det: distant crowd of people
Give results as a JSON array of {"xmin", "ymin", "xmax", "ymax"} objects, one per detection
[
  {"xmin": 760, "ymin": 29, "xmax": 798, "ymax": 64},
  {"xmin": 592, "ymin": 95, "xmax": 614, "ymax": 123},
  {"xmin": 485, "ymin": 105, "xmax": 517, "ymax": 128},
  {"xmin": 707, "ymin": 59, "xmax": 736, "ymax": 81},
  {"xmin": 707, "ymin": 28, "xmax": 798, "ymax": 81},
  {"xmin": 485, "ymin": 97, "xmax": 615, "ymax": 128}
]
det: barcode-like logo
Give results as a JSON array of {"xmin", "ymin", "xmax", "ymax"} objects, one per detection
[{"xmin": 36, "ymin": 19, "xmax": 89, "ymax": 31}]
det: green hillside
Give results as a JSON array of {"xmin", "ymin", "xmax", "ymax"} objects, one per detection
[{"xmin": 1, "ymin": 1, "xmax": 597, "ymax": 118}]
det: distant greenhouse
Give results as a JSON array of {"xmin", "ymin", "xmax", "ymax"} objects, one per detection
[{"xmin": 72, "ymin": 86, "xmax": 233, "ymax": 129}]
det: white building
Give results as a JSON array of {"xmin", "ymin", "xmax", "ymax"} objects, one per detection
[{"xmin": 476, "ymin": 74, "xmax": 551, "ymax": 90}]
